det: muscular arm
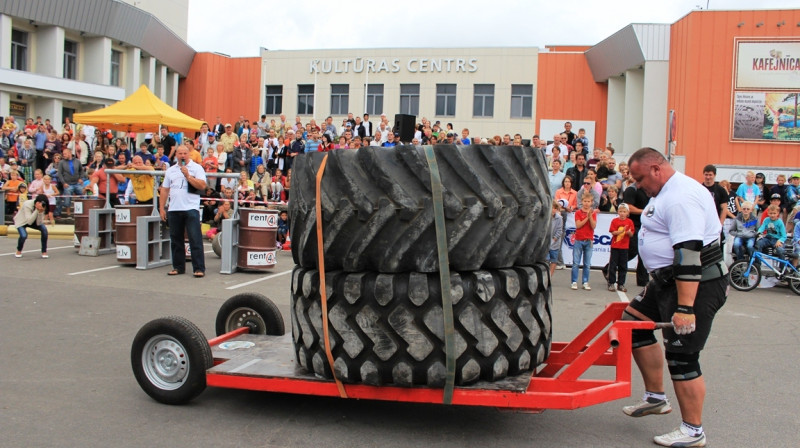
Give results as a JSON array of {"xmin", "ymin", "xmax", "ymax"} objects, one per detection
[{"xmin": 675, "ymin": 279, "xmax": 700, "ymax": 308}]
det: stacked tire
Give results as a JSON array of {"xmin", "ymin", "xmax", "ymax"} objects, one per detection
[{"xmin": 288, "ymin": 144, "xmax": 553, "ymax": 387}]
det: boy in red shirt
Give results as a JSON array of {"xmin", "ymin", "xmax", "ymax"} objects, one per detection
[
  {"xmin": 571, "ymin": 193, "xmax": 597, "ymax": 290},
  {"xmin": 607, "ymin": 203, "xmax": 635, "ymax": 292}
]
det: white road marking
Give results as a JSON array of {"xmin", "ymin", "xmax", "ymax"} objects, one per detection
[
  {"xmin": 617, "ymin": 290, "xmax": 629, "ymax": 303},
  {"xmin": 226, "ymin": 269, "xmax": 293, "ymax": 290},
  {"xmin": 0, "ymin": 245, "xmax": 75, "ymax": 257},
  {"xmin": 67, "ymin": 265, "xmax": 121, "ymax": 276}
]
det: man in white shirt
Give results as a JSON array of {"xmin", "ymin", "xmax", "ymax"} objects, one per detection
[{"xmin": 159, "ymin": 145, "xmax": 207, "ymax": 277}]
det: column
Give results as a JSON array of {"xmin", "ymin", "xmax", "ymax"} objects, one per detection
[
  {"xmin": 141, "ymin": 55, "xmax": 156, "ymax": 91},
  {"xmin": 155, "ymin": 63, "xmax": 167, "ymax": 101},
  {"xmin": 0, "ymin": 14, "xmax": 11, "ymax": 69},
  {"xmin": 34, "ymin": 98, "xmax": 63, "ymax": 127},
  {"xmin": 36, "ymin": 25, "xmax": 64, "ymax": 77},
  {"xmin": 167, "ymin": 71, "xmax": 179, "ymax": 108},
  {"xmin": 623, "ymin": 69, "xmax": 644, "ymax": 153},
  {"xmin": 83, "ymin": 36, "xmax": 111, "ymax": 85},
  {"xmin": 641, "ymin": 61, "xmax": 670, "ymax": 151},
  {"xmin": 606, "ymin": 76, "xmax": 626, "ymax": 151},
  {"xmin": 125, "ymin": 47, "xmax": 141, "ymax": 94}
]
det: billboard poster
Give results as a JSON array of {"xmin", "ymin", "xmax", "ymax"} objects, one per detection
[
  {"xmin": 735, "ymin": 40, "xmax": 800, "ymax": 90},
  {"xmin": 732, "ymin": 91, "xmax": 800, "ymax": 141},
  {"xmin": 732, "ymin": 39, "xmax": 800, "ymax": 143}
]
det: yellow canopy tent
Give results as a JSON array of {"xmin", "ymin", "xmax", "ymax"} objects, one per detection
[{"xmin": 72, "ymin": 85, "xmax": 204, "ymax": 134}]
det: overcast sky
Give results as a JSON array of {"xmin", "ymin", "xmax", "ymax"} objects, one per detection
[{"xmin": 186, "ymin": 0, "xmax": 798, "ymax": 57}]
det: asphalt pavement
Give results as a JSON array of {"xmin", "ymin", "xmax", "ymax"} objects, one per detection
[{"xmin": 1, "ymin": 236, "xmax": 797, "ymax": 447}]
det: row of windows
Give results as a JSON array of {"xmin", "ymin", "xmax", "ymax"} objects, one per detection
[
  {"xmin": 265, "ymin": 84, "xmax": 534, "ymax": 119},
  {"xmin": 10, "ymin": 28, "xmax": 122, "ymax": 86}
]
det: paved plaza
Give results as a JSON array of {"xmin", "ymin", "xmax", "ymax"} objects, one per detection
[{"xmin": 1, "ymin": 236, "xmax": 797, "ymax": 447}]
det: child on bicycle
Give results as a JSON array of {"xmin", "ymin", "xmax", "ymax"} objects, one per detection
[
  {"xmin": 730, "ymin": 201, "xmax": 758, "ymax": 261},
  {"xmin": 756, "ymin": 204, "xmax": 787, "ymax": 259}
]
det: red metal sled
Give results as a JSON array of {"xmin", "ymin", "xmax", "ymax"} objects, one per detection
[{"xmin": 202, "ymin": 302, "xmax": 653, "ymax": 411}]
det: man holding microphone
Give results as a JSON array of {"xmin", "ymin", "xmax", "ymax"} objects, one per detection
[{"xmin": 159, "ymin": 145, "xmax": 207, "ymax": 277}]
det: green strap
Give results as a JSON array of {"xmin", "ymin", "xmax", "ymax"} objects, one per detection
[{"xmin": 423, "ymin": 145, "xmax": 456, "ymax": 404}]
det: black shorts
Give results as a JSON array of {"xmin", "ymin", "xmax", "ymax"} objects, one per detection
[{"xmin": 629, "ymin": 276, "xmax": 727, "ymax": 353}]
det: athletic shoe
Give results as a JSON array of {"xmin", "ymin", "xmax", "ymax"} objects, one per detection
[
  {"xmin": 41, "ymin": 254, "xmax": 49, "ymax": 259},
  {"xmin": 15, "ymin": 252, "xmax": 22, "ymax": 258},
  {"xmin": 623, "ymin": 398, "xmax": 672, "ymax": 417},
  {"xmin": 608, "ymin": 284, "xmax": 616, "ymax": 291},
  {"xmin": 618, "ymin": 285, "xmax": 628, "ymax": 292},
  {"xmin": 556, "ymin": 264, "xmax": 566, "ymax": 270},
  {"xmin": 583, "ymin": 283, "xmax": 591, "ymax": 291},
  {"xmin": 571, "ymin": 282, "xmax": 578, "ymax": 290},
  {"xmin": 653, "ymin": 427, "xmax": 706, "ymax": 447}
]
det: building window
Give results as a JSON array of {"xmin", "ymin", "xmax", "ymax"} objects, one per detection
[
  {"xmin": 510, "ymin": 84, "xmax": 533, "ymax": 118},
  {"xmin": 330, "ymin": 84, "xmax": 349, "ymax": 115},
  {"xmin": 297, "ymin": 84, "xmax": 314, "ymax": 115},
  {"xmin": 436, "ymin": 84, "xmax": 457, "ymax": 117},
  {"xmin": 11, "ymin": 29, "xmax": 28, "ymax": 71},
  {"xmin": 64, "ymin": 40, "xmax": 78, "ymax": 80},
  {"xmin": 473, "ymin": 84, "xmax": 494, "ymax": 118},
  {"xmin": 265, "ymin": 85, "xmax": 282, "ymax": 115},
  {"xmin": 399, "ymin": 84, "xmax": 420, "ymax": 116},
  {"xmin": 366, "ymin": 84, "xmax": 384, "ymax": 115},
  {"xmin": 110, "ymin": 50, "xmax": 122, "ymax": 86}
]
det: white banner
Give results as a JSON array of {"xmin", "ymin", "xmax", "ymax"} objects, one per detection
[
  {"xmin": 561, "ymin": 212, "xmax": 638, "ymax": 269},
  {"xmin": 115, "ymin": 208, "xmax": 131, "ymax": 223},
  {"xmin": 736, "ymin": 40, "xmax": 800, "ymax": 90},
  {"xmin": 248, "ymin": 212, "xmax": 278, "ymax": 229}
]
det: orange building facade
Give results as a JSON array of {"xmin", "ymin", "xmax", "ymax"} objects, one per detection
[{"xmin": 177, "ymin": 9, "xmax": 799, "ymax": 181}]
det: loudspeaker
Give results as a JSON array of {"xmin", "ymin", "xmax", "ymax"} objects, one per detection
[{"xmin": 394, "ymin": 114, "xmax": 416, "ymax": 143}]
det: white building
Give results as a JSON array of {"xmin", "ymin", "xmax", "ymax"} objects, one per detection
[
  {"xmin": 259, "ymin": 47, "xmax": 539, "ymax": 140},
  {"xmin": 0, "ymin": 0, "xmax": 193, "ymax": 127}
]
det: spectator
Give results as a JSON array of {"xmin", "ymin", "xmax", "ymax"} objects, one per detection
[
  {"xmin": 13, "ymin": 194, "xmax": 50, "ymax": 258},
  {"xmin": 756, "ymin": 204, "xmax": 787, "ymax": 259},
  {"xmin": 270, "ymin": 169, "xmax": 286, "ymax": 202},
  {"xmin": 735, "ymin": 171, "xmax": 760, "ymax": 212},
  {"xmin": 565, "ymin": 152, "xmax": 588, "ymax": 191},
  {"xmin": 124, "ymin": 155, "xmax": 156, "ymax": 205},
  {"xmin": 3, "ymin": 169, "xmax": 24, "ymax": 216},
  {"xmin": 759, "ymin": 193, "xmax": 784, "ymax": 225},
  {"xmin": 57, "ymin": 148, "xmax": 85, "ymax": 215},
  {"xmin": 41, "ymin": 174, "xmax": 58, "ymax": 224},
  {"xmin": 548, "ymin": 200, "xmax": 564, "ymax": 277},
  {"xmin": 607, "ymin": 203, "xmax": 635, "ymax": 292},
  {"xmin": 251, "ymin": 164, "xmax": 269, "ymax": 200},
  {"xmin": 202, "ymin": 148, "xmax": 219, "ymax": 190},
  {"xmin": 730, "ymin": 201, "xmax": 758, "ymax": 261},
  {"xmin": 277, "ymin": 210, "xmax": 289, "ymax": 245},
  {"xmin": 571, "ymin": 193, "xmax": 597, "ymax": 290},
  {"xmin": 548, "ymin": 160, "xmax": 565, "ymax": 197}
]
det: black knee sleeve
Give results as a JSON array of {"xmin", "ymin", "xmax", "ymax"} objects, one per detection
[
  {"xmin": 622, "ymin": 310, "xmax": 658, "ymax": 348},
  {"xmin": 666, "ymin": 351, "xmax": 701, "ymax": 381}
]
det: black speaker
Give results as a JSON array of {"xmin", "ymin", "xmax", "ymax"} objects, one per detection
[{"xmin": 394, "ymin": 114, "xmax": 416, "ymax": 143}]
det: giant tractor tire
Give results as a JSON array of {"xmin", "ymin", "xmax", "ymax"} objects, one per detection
[
  {"xmin": 290, "ymin": 264, "xmax": 552, "ymax": 387},
  {"xmin": 289, "ymin": 145, "xmax": 551, "ymax": 273}
]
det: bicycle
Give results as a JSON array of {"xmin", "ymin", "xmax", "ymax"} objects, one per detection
[{"xmin": 728, "ymin": 248, "xmax": 800, "ymax": 295}]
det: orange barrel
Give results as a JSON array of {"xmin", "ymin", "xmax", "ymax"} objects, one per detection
[
  {"xmin": 73, "ymin": 198, "xmax": 107, "ymax": 248},
  {"xmin": 237, "ymin": 208, "xmax": 278, "ymax": 270},
  {"xmin": 115, "ymin": 205, "xmax": 154, "ymax": 264}
]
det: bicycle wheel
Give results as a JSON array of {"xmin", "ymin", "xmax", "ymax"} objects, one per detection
[
  {"xmin": 728, "ymin": 260, "xmax": 761, "ymax": 292},
  {"xmin": 787, "ymin": 270, "xmax": 800, "ymax": 295}
]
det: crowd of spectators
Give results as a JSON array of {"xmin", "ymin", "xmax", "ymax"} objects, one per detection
[{"xmin": 4, "ymin": 113, "xmax": 800, "ymax": 267}]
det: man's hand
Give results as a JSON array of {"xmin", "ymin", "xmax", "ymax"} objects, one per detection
[
  {"xmin": 159, "ymin": 209, "xmax": 167, "ymax": 222},
  {"xmin": 672, "ymin": 305, "xmax": 696, "ymax": 335}
]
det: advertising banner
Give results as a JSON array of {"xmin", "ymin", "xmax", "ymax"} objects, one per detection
[
  {"xmin": 735, "ymin": 40, "xmax": 800, "ymax": 90},
  {"xmin": 732, "ymin": 91, "xmax": 800, "ymax": 141},
  {"xmin": 561, "ymin": 212, "xmax": 638, "ymax": 269},
  {"xmin": 732, "ymin": 39, "xmax": 800, "ymax": 143}
]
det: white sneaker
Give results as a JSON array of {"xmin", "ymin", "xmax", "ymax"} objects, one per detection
[
  {"xmin": 653, "ymin": 427, "xmax": 706, "ymax": 447},
  {"xmin": 556, "ymin": 264, "xmax": 566, "ymax": 270},
  {"xmin": 571, "ymin": 282, "xmax": 578, "ymax": 290},
  {"xmin": 623, "ymin": 398, "xmax": 672, "ymax": 417},
  {"xmin": 583, "ymin": 283, "xmax": 591, "ymax": 290}
]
